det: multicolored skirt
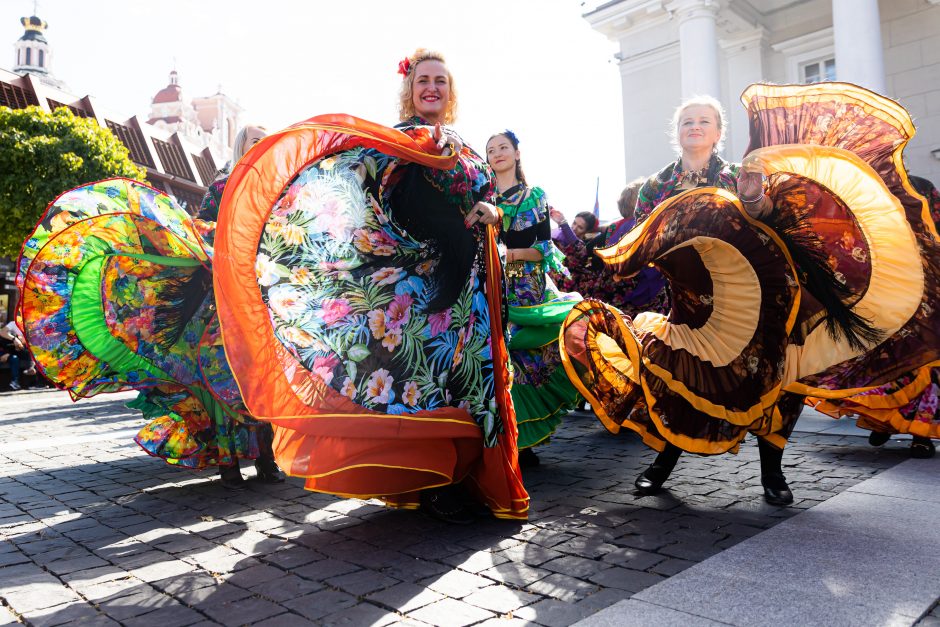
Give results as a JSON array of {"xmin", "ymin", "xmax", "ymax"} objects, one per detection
[
  {"xmin": 560, "ymin": 82, "xmax": 940, "ymax": 455},
  {"xmin": 16, "ymin": 178, "xmax": 261, "ymax": 469},
  {"xmin": 213, "ymin": 115, "xmax": 528, "ymax": 518}
]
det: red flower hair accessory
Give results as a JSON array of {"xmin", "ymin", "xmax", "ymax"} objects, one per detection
[{"xmin": 397, "ymin": 57, "xmax": 412, "ymax": 77}]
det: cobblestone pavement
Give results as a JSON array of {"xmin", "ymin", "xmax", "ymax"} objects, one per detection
[{"xmin": 0, "ymin": 390, "xmax": 912, "ymax": 626}]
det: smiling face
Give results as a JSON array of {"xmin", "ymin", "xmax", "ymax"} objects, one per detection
[
  {"xmin": 485, "ymin": 135, "xmax": 519, "ymax": 175},
  {"xmin": 677, "ymin": 104, "xmax": 722, "ymax": 155},
  {"xmin": 572, "ymin": 216, "xmax": 590, "ymax": 238},
  {"xmin": 412, "ymin": 60, "xmax": 451, "ymax": 125}
]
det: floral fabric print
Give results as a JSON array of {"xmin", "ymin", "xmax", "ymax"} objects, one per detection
[
  {"xmin": 256, "ymin": 134, "xmax": 506, "ymax": 446},
  {"xmin": 17, "ymin": 178, "xmax": 261, "ymax": 469}
]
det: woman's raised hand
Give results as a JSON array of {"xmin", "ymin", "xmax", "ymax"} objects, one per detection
[
  {"xmin": 433, "ymin": 123, "xmax": 463, "ymax": 157},
  {"xmin": 736, "ymin": 169, "xmax": 763, "ymax": 202},
  {"xmin": 465, "ymin": 202, "xmax": 500, "ymax": 228},
  {"xmin": 549, "ymin": 207, "xmax": 567, "ymax": 224}
]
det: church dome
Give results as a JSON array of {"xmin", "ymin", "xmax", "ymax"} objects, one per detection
[
  {"xmin": 152, "ymin": 70, "xmax": 182, "ymax": 104},
  {"xmin": 19, "ymin": 15, "xmax": 48, "ymax": 43}
]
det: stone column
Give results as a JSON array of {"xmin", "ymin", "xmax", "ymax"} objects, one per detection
[
  {"xmin": 667, "ymin": 0, "xmax": 722, "ymax": 98},
  {"xmin": 832, "ymin": 0, "xmax": 886, "ymax": 93}
]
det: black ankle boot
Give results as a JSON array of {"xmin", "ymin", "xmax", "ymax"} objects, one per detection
[
  {"xmin": 868, "ymin": 431, "xmax": 891, "ymax": 447},
  {"xmin": 635, "ymin": 444, "xmax": 682, "ymax": 495},
  {"xmin": 255, "ymin": 456, "xmax": 285, "ymax": 483},
  {"xmin": 519, "ymin": 448, "xmax": 541, "ymax": 469},
  {"xmin": 420, "ymin": 485, "xmax": 475, "ymax": 525},
  {"xmin": 219, "ymin": 463, "xmax": 246, "ymax": 490},
  {"xmin": 758, "ymin": 438, "xmax": 793, "ymax": 506},
  {"xmin": 910, "ymin": 437, "xmax": 936, "ymax": 459}
]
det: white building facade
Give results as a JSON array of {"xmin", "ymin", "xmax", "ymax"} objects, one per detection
[{"xmin": 586, "ymin": 0, "xmax": 940, "ymax": 183}]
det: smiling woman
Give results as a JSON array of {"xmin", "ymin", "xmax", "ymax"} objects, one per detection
[{"xmin": 211, "ymin": 49, "xmax": 528, "ymax": 526}]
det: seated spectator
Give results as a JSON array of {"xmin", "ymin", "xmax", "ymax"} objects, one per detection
[{"xmin": 0, "ymin": 322, "xmax": 35, "ymax": 391}]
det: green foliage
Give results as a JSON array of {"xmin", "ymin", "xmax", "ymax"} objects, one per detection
[{"xmin": 0, "ymin": 106, "xmax": 146, "ymax": 257}]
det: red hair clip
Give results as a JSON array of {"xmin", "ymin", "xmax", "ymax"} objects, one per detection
[{"xmin": 397, "ymin": 57, "xmax": 412, "ymax": 77}]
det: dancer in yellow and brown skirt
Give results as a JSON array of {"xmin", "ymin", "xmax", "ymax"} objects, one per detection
[
  {"xmin": 560, "ymin": 83, "xmax": 940, "ymax": 505},
  {"xmin": 808, "ymin": 173, "xmax": 940, "ymax": 459}
]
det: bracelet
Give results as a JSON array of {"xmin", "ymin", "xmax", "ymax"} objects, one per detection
[{"xmin": 740, "ymin": 189, "xmax": 765, "ymax": 204}]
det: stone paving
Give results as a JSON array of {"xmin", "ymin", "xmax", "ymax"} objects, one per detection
[{"xmin": 0, "ymin": 389, "xmax": 913, "ymax": 626}]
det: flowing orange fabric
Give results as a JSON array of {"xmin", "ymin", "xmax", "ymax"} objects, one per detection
[{"xmin": 214, "ymin": 114, "xmax": 528, "ymax": 518}]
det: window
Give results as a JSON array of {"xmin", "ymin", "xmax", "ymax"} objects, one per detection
[
  {"xmin": 16, "ymin": 49, "xmax": 19, "ymax": 65},
  {"xmin": 0, "ymin": 81, "xmax": 40, "ymax": 109},
  {"xmin": 25, "ymin": 48, "xmax": 31, "ymax": 65},
  {"xmin": 801, "ymin": 57, "xmax": 836, "ymax": 84},
  {"xmin": 39, "ymin": 49, "xmax": 44, "ymax": 67}
]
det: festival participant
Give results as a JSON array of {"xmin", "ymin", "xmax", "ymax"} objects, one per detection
[
  {"xmin": 485, "ymin": 130, "xmax": 581, "ymax": 466},
  {"xmin": 211, "ymin": 49, "xmax": 528, "ymax": 524},
  {"xmin": 560, "ymin": 86, "xmax": 940, "ymax": 508},
  {"xmin": 192, "ymin": 124, "xmax": 283, "ymax": 488},
  {"xmin": 198, "ymin": 125, "xmax": 268, "ymax": 222},
  {"xmin": 553, "ymin": 211, "xmax": 599, "ymax": 247},
  {"xmin": 621, "ymin": 97, "xmax": 793, "ymax": 504},
  {"xmin": 15, "ymin": 178, "xmax": 272, "ymax": 484},
  {"xmin": 549, "ymin": 179, "xmax": 667, "ymax": 317}
]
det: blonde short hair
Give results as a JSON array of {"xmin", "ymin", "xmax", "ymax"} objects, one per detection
[
  {"xmin": 398, "ymin": 49, "xmax": 458, "ymax": 125},
  {"xmin": 669, "ymin": 95, "xmax": 726, "ymax": 155},
  {"xmin": 232, "ymin": 124, "xmax": 267, "ymax": 163}
]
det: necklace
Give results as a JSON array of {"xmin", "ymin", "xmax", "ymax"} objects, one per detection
[{"xmin": 678, "ymin": 163, "xmax": 710, "ymax": 187}]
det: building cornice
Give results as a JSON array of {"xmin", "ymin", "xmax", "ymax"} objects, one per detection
[
  {"xmin": 584, "ymin": 0, "xmax": 672, "ymax": 39},
  {"xmin": 616, "ymin": 40, "xmax": 681, "ymax": 73}
]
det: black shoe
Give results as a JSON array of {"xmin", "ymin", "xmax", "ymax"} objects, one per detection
[
  {"xmin": 219, "ymin": 464, "xmax": 246, "ymax": 490},
  {"xmin": 634, "ymin": 444, "xmax": 682, "ymax": 495},
  {"xmin": 910, "ymin": 437, "xmax": 936, "ymax": 459},
  {"xmin": 761, "ymin": 473, "xmax": 794, "ymax": 506},
  {"xmin": 519, "ymin": 448, "xmax": 540, "ymax": 469},
  {"xmin": 634, "ymin": 464, "xmax": 671, "ymax": 495},
  {"xmin": 255, "ymin": 457, "xmax": 286, "ymax": 483},
  {"xmin": 420, "ymin": 486, "xmax": 475, "ymax": 525},
  {"xmin": 868, "ymin": 431, "xmax": 891, "ymax": 447}
]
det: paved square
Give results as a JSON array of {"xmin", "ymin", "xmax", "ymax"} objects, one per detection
[{"xmin": 0, "ymin": 390, "xmax": 912, "ymax": 625}]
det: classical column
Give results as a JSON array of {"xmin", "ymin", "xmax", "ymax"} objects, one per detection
[
  {"xmin": 832, "ymin": 0, "xmax": 886, "ymax": 93},
  {"xmin": 667, "ymin": 0, "xmax": 721, "ymax": 98}
]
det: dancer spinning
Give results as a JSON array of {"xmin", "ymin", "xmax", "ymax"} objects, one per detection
[
  {"xmin": 212, "ymin": 48, "xmax": 527, "ymax": 523},
  {"xmin": 16, "ymin": 52, "xmax": 528, "ymax": 520},
  {"xmin": 485, "ymin": 130, "xmax": 581, "ymax": 466},
  {"xmin": 560, "ymin": 84, "xmax": 940, "ymax": 506}
]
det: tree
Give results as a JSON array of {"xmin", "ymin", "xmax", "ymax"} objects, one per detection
[{"xmin": 0, "ymin": 106, "xmax": 146, "ymax": 258}]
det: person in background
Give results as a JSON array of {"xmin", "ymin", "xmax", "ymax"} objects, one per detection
[
  {"xmin": 198, "ymin": 125, "xmax": 268, "ymax": 222},
  {"xmin": 549, "ymin": 178, "xmax": 668, "ymax": 317},
  {"xmin": 486, "ymin": 129, "xmax": 581, "ymax": 467},
  {"xmin": 193, "ymin": 123, "xmax": 283, "ymax": 489},
  {"xmin": 1, "ymin": 321, "xmax": 36, "ymax": 391}
]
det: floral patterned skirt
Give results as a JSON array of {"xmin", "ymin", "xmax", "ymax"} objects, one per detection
[
  {"xmin": 212, "ymin": 115, "xmax": 528, "ymax": 518},
  {"xmin": 810, "ymin": 366, "xmax": 940, "ymax": 439},
  {"xmin": 16, "ymin": 178, "xmax": 260, "ymax": 469}
]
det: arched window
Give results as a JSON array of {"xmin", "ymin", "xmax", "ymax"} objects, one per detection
[
  {"xmin": 16, "ymin": 49, "xmax": 20, "ymax": 65},
  {"xmin": 25, "ymin": 48, "xmax": 31, "ymax": 65},
  {"xmin": 39, "ymin": 49, "xmax": 44, "ymax": 67}
]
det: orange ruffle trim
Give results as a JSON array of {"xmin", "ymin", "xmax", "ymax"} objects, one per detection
[{"xmin": 214, "ymin": 115, "xmax": 528, "ymax": 518}]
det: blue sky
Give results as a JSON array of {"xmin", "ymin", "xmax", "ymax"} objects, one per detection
[{"xmin": 2, "ymin": 1, "xmax": 630, "ymax": 219}]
